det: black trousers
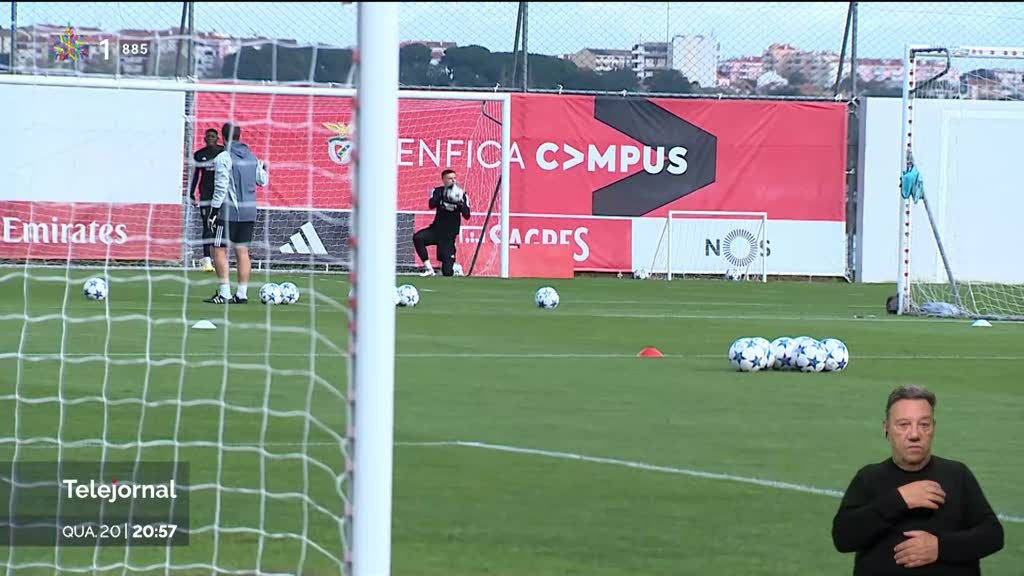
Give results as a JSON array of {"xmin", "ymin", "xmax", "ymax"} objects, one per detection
[
  {"xmin": 199, "ymin": 205, "xmax": 215, "ymax": 258},
  {"xmin": 413, "ymin": 226, "xmax": 456, "ymax": 276}
]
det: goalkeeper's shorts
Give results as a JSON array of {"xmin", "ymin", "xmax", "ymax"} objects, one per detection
[{"xmin": 213, "ymin": 220, "xmax": 255, "ymax": 247}]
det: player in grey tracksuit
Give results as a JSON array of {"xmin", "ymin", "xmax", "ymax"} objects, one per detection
[{"xmin": 204, "ymin": 122, "xmax": 268, "ymax": 304}]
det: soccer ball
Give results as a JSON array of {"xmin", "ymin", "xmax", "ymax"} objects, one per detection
[
  {"xmin": 770, "ymin": 337, "xmax": 799, "ymax": 370},
  {"xmin": 397, "ymin": 284, "xmax": 419, "ymax": 307},
  {"xmin": 820, "ymin": 338, "xmax": 850, "ymax": 372},
  {"xmin": 83, "ymin": 277, "xmax": 108, "ymax": 301},
  {"xmin": 453, "ymin": 263, "xmax": 464, "ymax": 276},
  {"xmin": 728, "ymin": 337, "xmax": 770, "ymax": 372},
  {"xmin": 794, "ymin": 339, "xmax": 827, "ymax": 373},
  {"xmin": 260, "ymin": 283, "xmax": 284, "ymax": 305},
  {"xmin": 445, "ymin": 185, "xmax": 465, "ymax": 204},
  {"xmin": 535, "ymin": 286, "xmax": 559, "ymax": 309},
  {"xmin": 725, "ymin": 268, "xmax": 743, "ymax": 281},
  {"xmin": 279, "ymin": 282, "xmax": 300, "ymax": 305},
  {"xmin": 633, "ymin": 267, "xmax": 650, "ymax": 280},
  {"xmin": 750, "ymin": 336, "xmax": 775, "ymax": 368}
]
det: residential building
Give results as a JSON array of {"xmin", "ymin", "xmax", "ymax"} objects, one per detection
[{"xmin": 670, "ymin": 34, "xmax": 719, "ymax": 88}]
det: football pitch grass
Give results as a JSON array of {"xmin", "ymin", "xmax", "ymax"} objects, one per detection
[{"xmin": 0, "ymin": 268, "xmax": 1021, "ymax": 575}]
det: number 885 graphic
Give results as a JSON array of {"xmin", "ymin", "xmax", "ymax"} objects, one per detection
[{"xmin": 121, "ymin": 42, "xmax": 149, "ymax": 56}]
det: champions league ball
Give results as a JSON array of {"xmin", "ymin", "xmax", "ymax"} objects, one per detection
[
  {"xmin": 260, "ymin": 283, "xmax": 284, "ymax": 305},
  {"xmin": 633, "ymin": 267, "xmax": 651, "ymax": 280},
  {"xmin": 728, "ymin": 337, "xmax": 770, "ymax": 372},
  {"xmin": 770, "ymin": 337, "xmax": 799, "ymax": 370},
  {"xmin": 794, "ymin": 339, "xmax": 827, "ymax": 373},
  {"xmin": 535, "ymin": 286, "xmax": 559, "ymax": 309},
  {"xmin": 397, "ymin": 284, "xmax": 420, "ymax": 307},
  {"xmin": 445, "ymin": 185, "xmax": 465, "ymax": 204},
  {"xmin": 750, "ymin": 336, "xmax": 775, "ymax": 369},
  {"xmin": 279, "ymin": 282, "xmax": 300, "ymax": 305},
  {"xmin": 83, "ymin": 277, "xmax": 108, "ymax": 301},
  {"xmin": 820, "ymin": 338, "xmax": 850, "ymax": 372}
]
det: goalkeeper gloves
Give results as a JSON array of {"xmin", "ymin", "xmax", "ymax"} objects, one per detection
[{"xmin": 206, "ymin": 207, "xmax": 220, "ymax": 231}]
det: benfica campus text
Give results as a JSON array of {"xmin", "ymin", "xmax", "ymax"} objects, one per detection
[{"xmin": 62, "ymin": 479, "xmax": 179, "ymax": 504}]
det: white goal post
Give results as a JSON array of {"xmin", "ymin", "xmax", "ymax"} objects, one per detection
[
  {"xmin": 642, "ymin": 210, "xmax": 768, "ymax": 282},
  {"xmin": 896, "ymin": 43, "xmax": 1024, "ymax": 320},
  {"xmin": 0, "ymin": 14, "xmax": 511, "ymax": 575}
]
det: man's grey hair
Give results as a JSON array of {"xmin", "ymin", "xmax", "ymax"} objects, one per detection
[{"xmin": 886, "ymin": 384, "xmax": 936, "ymax": 418}]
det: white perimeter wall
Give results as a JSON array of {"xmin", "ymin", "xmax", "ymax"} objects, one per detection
[
  {"xmin": 856, "ymin": 96, "xmax": 1024, "ymax": 283},
  {"xmin": 0, "ymin": 83, "xmax": 186, "ymax": 204}
]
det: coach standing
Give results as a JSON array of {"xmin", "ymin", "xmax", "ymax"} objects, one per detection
[{"xmin": 204, "ymin": 122, "xmax": 268, "ymax": 304}]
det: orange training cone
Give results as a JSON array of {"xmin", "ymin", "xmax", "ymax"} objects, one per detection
[{"xmin": 637, "ymin": 346, "xmax": 664, "ymax": 358}]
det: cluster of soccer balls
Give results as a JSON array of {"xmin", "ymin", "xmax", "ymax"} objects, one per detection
[
  {"xmin": 393, "ymin": 284, "xmax": 560, "ymax": 310},
  {"xmin": 259, "ymin": 282, "xmax": 301, "ymax": 305},
  {"xmin": 729, "ymin": 336, "xmax": 849, "ymax": 373}
]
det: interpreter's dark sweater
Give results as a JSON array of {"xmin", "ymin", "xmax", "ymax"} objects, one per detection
[{"xmin": 832, "ymin": 455, "xmax": 1004, "ymax": 575}]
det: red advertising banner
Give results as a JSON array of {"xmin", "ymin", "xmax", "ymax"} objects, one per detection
[
  {"xmin": 510, "ymin": 94, "xmax": 847, "ymax": 221},
  {"xmin": 194, "ymin": 92, "xmax": 502, "ymax": 212},
  {"xmin": 194, "ymin": 91, "xmax": 845, "ymax": 273},
  {"xmin": 195, "ymin": 92, "xmax": 846, "ymax": 223},
  {"xmin": 0, "ymin": 202, "xmax": 182, "ymax": 261},
  {"xmin": 410, "ymin": 213, "xmax": 631, "ymax": 273}
]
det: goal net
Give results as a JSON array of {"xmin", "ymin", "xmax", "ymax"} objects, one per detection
[
  {"xmin": 897, "ymin": 44, "xmax": 1024, "ymax": 320},
  {"xmin": 640, "ymin": 210, "xmax": 768, "ymax": 281},
  {"xmin": 0, "ymin": 77, "xmax": 357, "ymax": 576},
  {"xmin": 0, "ymin": 11, "xmax": 464, "ymax": 573}
]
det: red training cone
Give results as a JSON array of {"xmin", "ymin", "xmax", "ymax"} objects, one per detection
[{"xmin": 637, "ymin": 346, "xmax": 664, "ymax": 358}]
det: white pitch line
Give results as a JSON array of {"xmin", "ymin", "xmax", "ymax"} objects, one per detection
[
  {"xmin": 5, "ymin": 352, "xmax": 1024, "ymax": 362},
  {"xmin": 6, "ymin": 438, "xmax": 1021, "ymax": 523},
  {"xmin": 399, "ymin": 440, "xmax": 1024, "ymax": 525}
]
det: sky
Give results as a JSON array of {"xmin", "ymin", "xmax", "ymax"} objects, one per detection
[{"xmin": 12, "ymin": 1, "xmax": 1024, "ymax": 62}]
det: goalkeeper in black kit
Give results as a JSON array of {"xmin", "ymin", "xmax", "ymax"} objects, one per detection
[{"xmin": 413, "ymin": 169, "xmax": 470, "ymax": 277}]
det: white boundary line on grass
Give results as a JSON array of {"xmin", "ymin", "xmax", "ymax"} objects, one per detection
[
  {"xmin": 6, "ymin": 352, "xmax": 1024, "ymax": 362},
  {"xmin": 398, "ymin": 440, "xmax": 1024, "ymax": 525},
  {"xmin": 6, "ymin": 438, "xmax": 1020, "ymax": 523}
]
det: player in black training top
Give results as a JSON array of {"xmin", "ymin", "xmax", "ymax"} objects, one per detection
[
  {"xmin": 189, "ymin": 128, "xmax": 224, "ymax": 272},
  {"xmin": 412, "ymin": 169, "xmax": 470, "ymax": 277},
  {"xmin": 832, "ymin": 384, "xmax": 1003, "ymax": 575}
]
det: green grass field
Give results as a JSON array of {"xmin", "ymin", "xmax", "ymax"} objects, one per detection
[{"xmin": 0, "ymin": 269, "xmax": 1021, "ymax": 575}]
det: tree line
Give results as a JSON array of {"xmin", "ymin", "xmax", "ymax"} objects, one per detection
[{"xmin": 222, "ymin": 42, "xmax": 697, "ymax": 94}]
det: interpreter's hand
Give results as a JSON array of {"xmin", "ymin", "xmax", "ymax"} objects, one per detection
[
  {"xmin": 894, "ymin": 530, "xmax": 938, "ymax": 568},
  {"xmin": 898, "ymin": 480, "xmax": 945, "ymax": 510}
]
